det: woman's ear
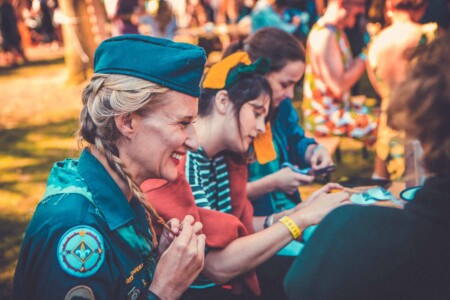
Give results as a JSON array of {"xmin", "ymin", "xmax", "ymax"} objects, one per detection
[
  {"xmin": 214, "ymin": 90, "xmax": 231, "ymax": 115},
  {"xmin": 114, "ymin": 113, "xmax": 135, "ymax": 138}
]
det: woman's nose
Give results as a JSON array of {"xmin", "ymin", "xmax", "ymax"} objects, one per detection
[{"xmin": 185, "ymin": 125, "xmax": 199, "ymax": 151}]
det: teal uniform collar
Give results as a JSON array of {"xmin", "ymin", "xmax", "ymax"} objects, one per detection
[{"xmin": 77, "ymin": 148, "xmax": 137, "ymax": 231}]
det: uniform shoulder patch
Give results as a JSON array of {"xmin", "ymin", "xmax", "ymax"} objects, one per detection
[{"xmin": 57, "ymin": 225, "xmax": 105, "ymax": 278}]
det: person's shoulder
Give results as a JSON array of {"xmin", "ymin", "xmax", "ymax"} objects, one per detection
[
  {"xmin": 308, "ymin": 23, "xmax": 335, "ymax": 44},
  {"xmin": 27, "ymin": 193, "xmax": 101, "ymax": 236},
  {"xmin": 317, "ymin": 204, "xmax": 404, "ymax": 238}
]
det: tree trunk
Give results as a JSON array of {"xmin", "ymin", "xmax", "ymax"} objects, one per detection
[{"xmin": 59, "ymin": 0, "xmax": 109, "ymax": 84}]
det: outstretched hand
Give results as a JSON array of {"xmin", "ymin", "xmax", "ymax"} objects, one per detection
[{"xmin": 291, "ymin": 183, "xmax": 350, "ymax": 226}]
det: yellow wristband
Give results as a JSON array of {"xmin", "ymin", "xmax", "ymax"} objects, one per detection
[{"xmin": 278, "ymin": 216, "xmax": 302, "ymax": 239}]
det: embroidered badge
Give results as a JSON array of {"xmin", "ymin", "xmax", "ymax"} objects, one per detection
[
  {"xmin": 127, "ymin": 287, "xmax": 141, "ymax": 300},
  {"xmin": 57, "ymin": 225, "xmax": 105, "ymax": 278},
  {"xmin": 64, "ymin": 285, "xmax": 95, "ymax": 300}
]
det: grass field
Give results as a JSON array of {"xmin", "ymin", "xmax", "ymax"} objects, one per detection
[{"xmin": 0, "ymin": 57, "xmax": 375, "ymax": 299}]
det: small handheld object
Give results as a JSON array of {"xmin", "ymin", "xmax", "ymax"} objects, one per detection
[
  {"xmin": 311, "ymin": 165, "xmax": 335, "ymax": 176},
  {"xmin": 281, "ymin": 162, "xmax": 312, "ymax": 175},
  {"xmin": 281, "ymin": 162, "xmax": 335, "ymax": 177}
]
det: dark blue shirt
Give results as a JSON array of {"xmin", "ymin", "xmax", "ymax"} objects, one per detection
[{"xmin": 14, "ymin": 149, "xmax": 159, "ymax": 299}]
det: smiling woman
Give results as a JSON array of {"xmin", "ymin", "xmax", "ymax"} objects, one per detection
[{"xmin": 13, "ymin": 35, "xmax": 208, "ymax": 300}]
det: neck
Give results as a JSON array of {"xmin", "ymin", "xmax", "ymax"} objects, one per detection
[
  {"xmin": 194, "ymin": 116, "xmax": 226, "ymax": 158},
  {"xmin": 391, "ymin": 10, "xmax": 415, "ymax": 23},
  {"xmin": 89, "ymin": 146, "xmax": 133, "ymax": 201},
  {"xmin": 321, "ymin": 3, "xmax": 344, "ymax": 29}
]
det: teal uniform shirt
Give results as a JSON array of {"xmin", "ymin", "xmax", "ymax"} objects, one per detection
[
  {"xmin": 14, "ymin": 149, "xmax": 160, "ymax": 300},
  {"xmin": 249, "ymin": 99, "xmax": 317, "ymax": 216}
]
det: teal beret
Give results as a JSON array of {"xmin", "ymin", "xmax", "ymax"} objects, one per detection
[{"xmin": 94, "ymin": 35, "xmax": 206, "ymax": 97}]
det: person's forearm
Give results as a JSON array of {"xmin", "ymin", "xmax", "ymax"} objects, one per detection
[
  {"xmin": 253, "ymin": 209, "xmax": 294, "ymax": 232},
  {"xmin": 246, "ymin": 174, "xmax": 278, "ymax": 200},
  {"xmin": 336, "ymin": 57, "xmax": 366, "ymax": 96},
  {"xmin": 327, "ymin": 57, "xmax": 366, "ymax": 98},
  {"xmin": 203, "ymin": 217, "xmax": 309, "ymax": 284}
]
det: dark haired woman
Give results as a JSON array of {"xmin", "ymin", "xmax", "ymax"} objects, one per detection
[{"xmin": 225, "ymin": 27, "xmax": 333, "ymax": 229}]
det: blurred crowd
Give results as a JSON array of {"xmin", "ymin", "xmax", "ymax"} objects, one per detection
[
  {"xmin": 1, "ymin": 0, "xmax": 449, "ymax": 66},
  {"xmin": 1, "ymin": 0, "xmax": 449, "ymax": 180}
]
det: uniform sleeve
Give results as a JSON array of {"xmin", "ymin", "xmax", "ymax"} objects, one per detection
[
  {"xmin": 13, "ymin": 196, "xmax": 120, "ymax": 300},
  {"xmin": 277, "ymin": 99, "xmax": 317, "ymax": 167}
]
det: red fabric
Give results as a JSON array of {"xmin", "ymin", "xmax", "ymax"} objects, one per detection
[{"xmin": 141, "ymin": 156, "xmax": 260, "ymax": 296}]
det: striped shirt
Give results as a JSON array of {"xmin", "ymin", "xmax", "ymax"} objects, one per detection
[{"xmin": 185, "ymin": 147, "xmax": 232, "ymax": 214}]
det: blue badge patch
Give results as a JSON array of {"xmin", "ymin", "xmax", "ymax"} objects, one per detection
[{"xmin": 57, "ymin": 225, "xmax": 105, "ymax": 278}]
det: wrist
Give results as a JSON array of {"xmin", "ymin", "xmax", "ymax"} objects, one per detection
[
  {"xmin": 278, "ymin": 216, "xmax": 302, "ymax": 239},
  {"xmin": 313, "ymin": 144, "xmax": 324, "ymax": 155},
  {"xmin": 263, "ymin": 214, "xmax": 274, "ymax": 229},
  {"xmin": 289, "ymin": 211, "xmax": 313, "ymax": 231},
  {"xmin": 149, "ymin": 278, "xmax": 178, "ymax": 300},
  {"xmin": 147, "ymin": 289, "xmax": 162, "ymax": 300}
]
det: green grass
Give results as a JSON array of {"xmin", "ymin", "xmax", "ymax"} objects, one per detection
[{"xmin": 0, "ymin": 119, "xmax": 81, "ymax": 299}]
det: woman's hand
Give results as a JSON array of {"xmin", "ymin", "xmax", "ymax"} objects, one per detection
[
  {"xmin": 149, "ymin": 215, "xmax": 206, "ymax": 300},
  {"xmin": 158, "ymin": 218, "xmax": 181, "ymax": 255},
  {"xmin": 274, "ymin": 167, "xmax": 314, "ymax": 195},
  {"xmin": 290, "ymin": 183, "xmax": 350, "ymax": 226},
  {"xmin": 310, "ymin": 146, "xmax": 333, "ymax": 170}
]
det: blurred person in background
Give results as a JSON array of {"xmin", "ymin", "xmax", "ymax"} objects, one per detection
[
  {"xmin": 284, "ymin": 29, "xmax": 450, "ymax": 300},
  {"xmin": 138, "ymin": 0, "xmax": 177, "ymax": 39},
  {"xmin": 302, "ymin": 0, "xmax": 378, "ymax": 145},
  {"xmin": 367, "ymin": 0, "xmax": 440, "ymax": 180},
  {"xmin": 104, "ymin": 0, "xmax": 140, "ymax": 36},
  {"xmin": 0, "ymin": 0, "xmax": 27, "ymax": 65}
]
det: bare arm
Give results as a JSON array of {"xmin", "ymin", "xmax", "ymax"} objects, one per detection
[
  {"xmin": 203, "ymin": 184, "xmax": 350, "ymax": 284},
  {"xmin": 311, "ymin": 29, "xmax": 365, "ymax": 98}
]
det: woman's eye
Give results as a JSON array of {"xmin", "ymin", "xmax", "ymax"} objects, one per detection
[
  {"xmin": 254, "ymin": 111, "xmax": 262, "ymax": 118},
  {"xmin": 180, "ymin": 121, "xmax": 190, "ymax": 128}
]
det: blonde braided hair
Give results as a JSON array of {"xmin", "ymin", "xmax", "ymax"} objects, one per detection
[{"xmin": 78, "ymin": 73, "xmax": 170, "ymax": 247}]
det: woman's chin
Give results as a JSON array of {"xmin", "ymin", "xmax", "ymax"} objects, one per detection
[{"xmin": 160, "ymin": 169, "xmax": 178, "ymax": 182}]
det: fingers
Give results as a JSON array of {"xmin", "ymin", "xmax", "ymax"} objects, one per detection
[
  {"xmin": 319, "ymin": 182, "xmax": 344, "ymax": 193},
  {"xmin": 173, "ymin": 216, "xmax": 204, "ymax": 247},
  {"xmin": 294, "ymin": 173, "xmax": 314, "ymax": 184},
  {"xmin": 166, "ymin": 218, "xmax": 181, "ymax": 237},
  {"xmin": 311, "ymin": 150, "xmax": 333, "ymax": 169},
  {"xmin": 307, "ymin": 183, "xmax": 345, "ymax": 203},
  {"xmin": 176, "ymin": 219, "xmax": 195, "ymax": 245},
  {"xmin": 182, "ymin": 215, "xmax": 195, "ymax": 225},
  {"xmin": 196, "ymin": 234, "xmax": 206, "ymax": 265},
  {"xmin": 332, "ymin": 191, "xmax": 350, "ymax": 202},
  {"xmin": 192, "ymin": 221, "xmax": 203, "ymax": 235}
]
